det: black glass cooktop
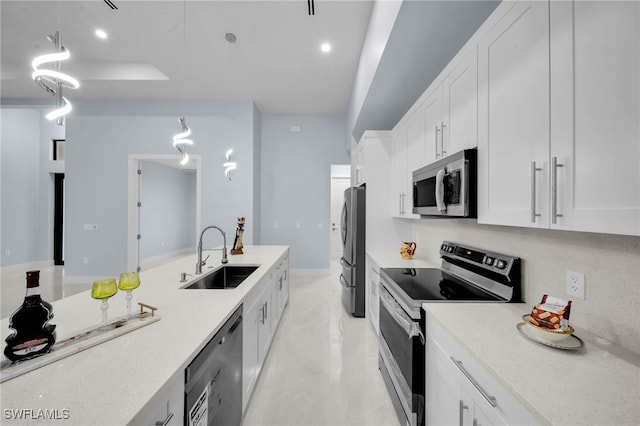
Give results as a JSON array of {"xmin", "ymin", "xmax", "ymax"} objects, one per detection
[{"xmin": 381, "ymin": 268, "xmax": 501, "ymax": 302}]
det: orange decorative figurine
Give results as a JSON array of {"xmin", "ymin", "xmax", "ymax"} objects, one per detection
[{"xmin": 400, "ymin": 241, "xmax": 417, "ymax": 259}]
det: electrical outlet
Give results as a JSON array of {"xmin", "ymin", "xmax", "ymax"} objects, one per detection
[
  {"xmin": 273, "ymin": 222, "xmax": 279, "ymax": 229},
  {"xmin": 566, "ymin": 271, "xmax": 586, "ymax": 299},
  {"xmin": 295, "ymin": 223, "xmax": 301, "ymax": 229},
  {"xmin": 4, "ymin": 249, "xmax": 11, "ymax": 256},
  {"xmin": 83, "ymin": 257, "xmax": 89, "ymax": 265}
]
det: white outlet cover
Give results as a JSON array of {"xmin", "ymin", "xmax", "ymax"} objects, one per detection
[{"xmin": 566, "ymin": 271, "xmax": 586, "ymax": 299}]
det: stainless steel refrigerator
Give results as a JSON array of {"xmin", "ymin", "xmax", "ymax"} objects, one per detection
[{"xmin": 340, "ymin": 185, "xmax": 365, "ymax": 317}]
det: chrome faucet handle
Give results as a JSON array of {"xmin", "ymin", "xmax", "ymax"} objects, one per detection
[{"xmin": 201, "ymin": 255, "xmax": 210, "ymax": 266}]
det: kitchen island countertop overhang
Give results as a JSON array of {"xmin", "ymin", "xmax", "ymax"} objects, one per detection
[{"xmin": 0, "ymin": 245, "xmax": 289, "ymax": 426}]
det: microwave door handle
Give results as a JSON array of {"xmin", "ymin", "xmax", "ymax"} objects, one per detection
[{"xmin": 435, "ymin": 168, "xmax": 447, "ymax": 213}]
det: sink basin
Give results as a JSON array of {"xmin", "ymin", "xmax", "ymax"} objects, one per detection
[{"xmin": 182, "ymin": 265, "xmax": 259, "ymax": 290}]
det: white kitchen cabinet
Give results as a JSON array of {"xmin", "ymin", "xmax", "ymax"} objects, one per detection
[
  {"xmin": 407, "ymin": 103, "xmax": 427, "ymax": 185},
  {"xmin": 273, "ymin": 254, "xmax": 289, "ymax": 326},
  {"xmin": 365, "ymin": 255, "xmax": 380, "ymax": 336},
  {"xmin": 133, "ymin": 372, "xmax": 184, "ymax": 426},
  {"xmin": 423, "ymin": 84, "xmax": 444, "ymax": 164},
  {"xmin": 390, "ymin": 123, "xmax": 409, "ymax": 218},
  {"xmin": 478, "ymin": 0, "xmax": 640, "ymax": 236},
  {"xmin": 425, "ymin": 312, "xmax": 539, "ymax": 426},
  {"xmin": 442, "ymin": 46, "xmax": 478, "ymax": 156},
  {"xmin": 352, "ymin": 138, "xmax": 366, "ymax": 186},
  {"xmin": 477, "ymin": 0, "xmax": 551, "ymax": 229},
  {"xmin": 242, "ymin": 252, "xmax": 289, "ymax": 413},
  {"xmin": 549, "ymin": 0, "xmax": 640, "ymax": 236}
]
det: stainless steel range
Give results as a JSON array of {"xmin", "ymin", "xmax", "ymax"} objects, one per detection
[{"xmin": 378, "ymin": 241, "xmax": 521, "ymax": 426}]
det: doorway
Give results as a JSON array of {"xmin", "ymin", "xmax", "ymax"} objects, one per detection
[
  {"xmin": 127, "ymin": 155, "xmax": 202, "ymax": 272},
  {"xmin": 53, "ymin": 173, "xmax": 64, "ymax": 265},
  {"xmin": 330, "ymin": 165, "xmax": 351, "ymax": 261}
]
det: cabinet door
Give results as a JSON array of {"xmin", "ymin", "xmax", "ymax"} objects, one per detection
[
  {"xmin": 257, "ymin": 287, "xmax": 273, "ymax": 365},
  {"xmin": 135, "ymin": 373, "xmax": 184, "ymax": 426},
  {"xmin": 242, "ymin": 298, "xmax": 261, "ymax": 411},
  {"xmin": 551, "ymin": 0, "xmax": 640, "ymax": 236},
  {"xmin": 443, "ymin": 46, "xmax": 478, "ymax": 156},
  {"xmin": 391, "ymin": 125, "xmax": 408, "ymax": 217},
  {"xmin": 432, "ymin": 345, "xmax": 465, "ymax": 426},
  {"xmin": 424, "ymin": 85, "xmax": 444, "ymax": 164},
  {"xmin": 477, "ymin": 0, "xmax": 550, "ymax": 228}
]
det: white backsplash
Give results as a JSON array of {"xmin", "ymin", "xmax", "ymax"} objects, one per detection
[{"xmin": 403, "ymin": 219, "xmax": 640, "ymax": 355}]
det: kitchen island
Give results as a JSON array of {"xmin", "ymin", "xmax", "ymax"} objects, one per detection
[
  {"xmin": 0, "ymin": 245, "xmax": 289, "ymax": 425},
  {"xmin": 423, "ymin": 302, "xmax": 640, "ymax": 426}
]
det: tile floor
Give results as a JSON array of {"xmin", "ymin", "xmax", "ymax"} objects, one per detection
[
  {"xmin": 241, "ymin": 266, "xmax": 400, "ymax": 426},
  {"xmin": 1, "ymin": 262, "xmax": 400, "ymax": 425}
]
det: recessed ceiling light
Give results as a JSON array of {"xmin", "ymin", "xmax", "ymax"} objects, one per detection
[
  {"xmin": 95, "ymin": 29, "xmax": 108, "ymax": 40},
  {"xmin": 320, "ymin": 42, "xmax": 331, "ymax": 53}
]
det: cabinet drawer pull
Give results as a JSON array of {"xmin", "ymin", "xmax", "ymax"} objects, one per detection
[
  {"xmin": 441, "ymin": 121, "xmax": 447, "ymax": 156},
  {"xmin": 459, "ymin": 400, "xmax": 468, "ymax": 426},
  {"xmin": 451, "ymin": 357, "xmax": 497, "ymax": 407},
  {"xmin": 155, "ymin": 411, "xmax": 173, "ymax": 426},
  {"xmin": 435, "ymin": 126, "xmax": 441, "ymax": 158},
  {"xmin": 530, "ymin": 162, "xmax": 542, "ymax": 223},
  {"xmin": 551, "ymin": 156, "xmax": 564, "ymax": 224}
]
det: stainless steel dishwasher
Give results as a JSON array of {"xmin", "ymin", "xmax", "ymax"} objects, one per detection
[{"xmin": 185, "ymin": 306, "xmax": 242, "ymax": 426}]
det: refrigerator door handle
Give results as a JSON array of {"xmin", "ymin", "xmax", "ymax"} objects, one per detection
[
  {"xmin": 339, "ymin": 274, "xmax": 350, "ymax": 288},
  {"xmin": 340, "ymin": 257, "xmax": 350, "ymax": 269}
]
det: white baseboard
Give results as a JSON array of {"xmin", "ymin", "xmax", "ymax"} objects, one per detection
[{"xmin": 1, "ymin": 260, "xmax": 55, "ymax": 274}]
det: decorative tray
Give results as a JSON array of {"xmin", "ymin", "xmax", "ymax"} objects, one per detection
[
  {"xmin": 1, "ymin": 303, "xmax": 160, "ymax": 383},
  {"xmin": 516, "ymin": 320, "xmax": 585, "ymax": 350}
]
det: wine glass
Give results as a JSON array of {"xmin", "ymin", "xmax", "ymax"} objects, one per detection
[
  {"xmin": 118, "ymin": 272, "xmax": 141, "ymax": 319},
  {"xmin": 91, "ymin": 279, "xmax": 118, "ymax": 327}
]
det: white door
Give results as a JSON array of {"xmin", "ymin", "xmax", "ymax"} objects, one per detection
[{"xmin": 330, "ymin": 177, "xmax": 351, "ymax": 260}]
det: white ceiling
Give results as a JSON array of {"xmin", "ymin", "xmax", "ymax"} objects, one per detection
[{"xmin": 0, "ymin": 0, "xmax": 374, "ymax": 114}]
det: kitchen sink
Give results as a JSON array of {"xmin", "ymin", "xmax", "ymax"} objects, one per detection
[{"xmin": 182, "ymin": 265, "xmax": 260, "ymax": 290}]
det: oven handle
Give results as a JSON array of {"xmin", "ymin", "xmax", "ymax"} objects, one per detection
[
  {"xmin": 435, "ymin": 168, "xmax": 447, "ymax": 213},
  {"xmin": 339, "ymin": 274, "xmax": 349, "ymax": 289},
  {"xmin": 380, "ymin": 287, "xmax": 425, "ymax": 343}
]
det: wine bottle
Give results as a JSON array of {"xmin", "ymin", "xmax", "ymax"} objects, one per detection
[{"xmin": 4, "ymin": 270, "xmax": 57, "ymax": 362}]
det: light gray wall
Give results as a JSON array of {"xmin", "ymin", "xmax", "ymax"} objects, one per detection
[
  {"xmin": 65, "ymin": 100, "xmax": 257, "ymax": 277},
  {"xmin": 260, "ymin": 114, "xmax": 349, "ymax": 269},
  {"xmin": 1, "ymin": 108, "xmax": 64, "ymax": 267},
  {"xmin": 252, "ymin": 104, "xmax": 262, "ymax": 245},
  {"xmin": 139, "ymin": 161, "xmax": 196, "ymax": 261}
]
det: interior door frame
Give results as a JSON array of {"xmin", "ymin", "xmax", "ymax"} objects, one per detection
[
  {"xmin": 53, "ymin": 173, "xmax": 64, "ymax": 265},
  {"xmin": 126, "ymin": 154, "xmax": 202, "ymax": 272}
]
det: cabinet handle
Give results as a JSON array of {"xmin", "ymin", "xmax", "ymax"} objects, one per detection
[
  {"xmin": 264, "ymin": 301, "xmax": 268, "ymax": 320},
  {"xmin": 530, "ymin": 162, "xmax": 542, "ymax": 223},
  {"xmin": 155, "ymin": 411, "xmax": 174, "ymax": 426},
  {"xmin": 435, "ymin": 126, "xmax": 441, "ymax": 158},
  {"xmin": 459, "ymin": 400, "xmax": 469, "ymax": 426},
  {"xmin": 551, "ymin": 156, "xmax": 564, "ymax": 224},
  {"xmin": 441, "ymin": 121, "xmax": 447, "ymax": 156},
  {"xmin": 260, "ymin": 305, "xmax": 265, "ymax": 324},
  {"xmin": 451, "ymin": 357, "xmax": 497, "ymax": 407}
]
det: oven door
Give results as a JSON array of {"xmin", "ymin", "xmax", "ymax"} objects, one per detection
[{"xmin": 379, "ymin": 285, "xmax": 425, "ymax": 426}]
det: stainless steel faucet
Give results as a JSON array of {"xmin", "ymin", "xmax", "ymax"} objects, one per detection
[{"xmin": 196, "ymin": 225, "xmax": 228, "ymax": 274}]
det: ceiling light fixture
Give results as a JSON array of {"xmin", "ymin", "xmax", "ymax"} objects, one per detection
[
  {"xmin": 31, "ymin": 31, "xmax": 79, "ymax": 125},
  {"xmin": 173, "ymin": 117, "xmax": 193, "ymax": 166},
  {"xmin": 224, "ymin": 149, "xmax": 237, "ymax": 181},
  {"xmin": 321, "ymin": 42, "xmax": 331, "ymax": 53},
  {"xmin": 95, "ymin": 29, "xmax": 108, "ymax": 39}
]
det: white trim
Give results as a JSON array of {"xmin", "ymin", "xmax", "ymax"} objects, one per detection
[
  {"xmin": 1, "ymin": 260, "xmax": 55, "ymax": 274},
  {"xmin": 127, "ymin": 154, "xmax": 202, "ymax": 272}
]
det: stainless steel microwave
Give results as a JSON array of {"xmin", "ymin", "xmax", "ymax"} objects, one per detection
[{"xmin": 412, "ymin": 148, "xmax": 477, "ymax": 217}]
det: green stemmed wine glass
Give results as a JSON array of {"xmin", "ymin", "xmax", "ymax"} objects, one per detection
[
  {"xmin": 91, "ymin": 278, "xmax": 118, "ymax": 327},
  {"xmin": 118, "ymin": 272, "xmax": 141, "ymax": 319}
]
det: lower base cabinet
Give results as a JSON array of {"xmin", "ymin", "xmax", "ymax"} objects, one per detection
[
  {"xmin": 366, "ymin": 256, "xmax": 380, "ymax": 335},
  {"xmin": 426, "ymin": 312, "xmax": 539, "ymax": 426},
  {"xmin": 242, "ymin": 252, "xmax": 290, "ymax": 413},
  {"xmin": 132, "ymin": 372, "xmax": 184, "ymax": 426}
]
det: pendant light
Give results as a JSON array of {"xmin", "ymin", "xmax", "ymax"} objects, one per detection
[
  {"xmin": 173, "ymin": 117, "xmax": 193, "ymax": 166},
  {"xmin": 172, "ymin": 0, "xmax": 193, "ymax": 165},
  {"xmin": 31, "ymin": 31, "xmax": 79, "ymax": 125},
  {"xmin": 224, "ymin": 149, "xmax": 237, "ymax": 181}
]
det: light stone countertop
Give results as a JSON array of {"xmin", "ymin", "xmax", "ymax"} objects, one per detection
[
  {"xmin": 423, "ymin": 302, "xmax": 640, "ymax": 426},
  {"xmin": 367, "ymin": 250, "xmax": 439, "ymax": 269},
  {"xmin": 0, "ymin": 245, "xmax": 289, "ymax": 425}
]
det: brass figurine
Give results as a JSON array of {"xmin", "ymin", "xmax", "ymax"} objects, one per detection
[{"xmin": 230, "ymin": 216, "xmax": 245, "ymax": 255}]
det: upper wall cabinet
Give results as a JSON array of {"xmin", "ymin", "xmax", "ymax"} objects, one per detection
[
  {"xmin": 477, "ymin": 0, "xmax": 640, "ymax": 236},
  {"xmin": 390, "ymin": 123, "xmax": 417, "ymax": 218},
  {"xmin": 550, "ymin": 0, "xmax": 640, "ymax": 236},
  {"xmin": 477, "ymin": 1, "xmax": 550, "ymax": 229}
]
